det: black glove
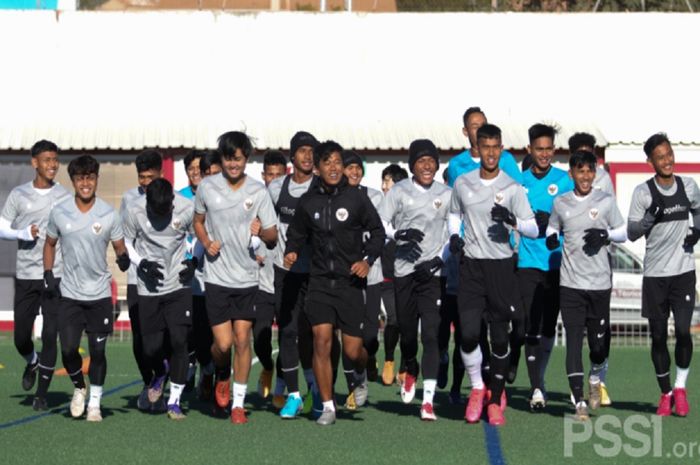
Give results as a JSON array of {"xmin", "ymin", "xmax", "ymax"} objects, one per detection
[
  {"xmin": 545, "ymin": 233, "xmax": 560, "ymax": 251},
  {"xmin": 413, "ymin": 256, "xmax": 443, "ymax": 283},
  {"xmin": 138, "ymin": 259, "xmax": 164, "ymax": 281},
  {"xmin": 395, "ymin": 228, "xmax": 425, "ymax": 243},
  {"xmin": 641, "ymin": 201, "xmax": 663, "ymax": 231},
  {"xmin": 396, "ymin": 241, "xmax": 422, "ymax": 263},
  {"xmin": 178, "ymin": 257, "xmax": 198, "ymax": 284},
  {"xmin": 534, "ymin": 210, "xmax": 550, "ymax": 238},
  {"xmin": 683, "ymin": 228, "xmax": 700, "ymax": 251},
  {"xmin": 449, "ymin": 234, "xmax": 465, "ymax": 255},
  {"xmin": 116, "ymin": 253, "xmax": 130, "ymax": 272},
  {"xmin": 43, "ymin": 270, "xmax": 60, "ymax": 298},
  {"xmin": 491, "ymin": 204, "xmax": 517, "ymax": 227},
  {"xmin": 583, "ymin": 228, "xmax": 609, "ymax": 250}
]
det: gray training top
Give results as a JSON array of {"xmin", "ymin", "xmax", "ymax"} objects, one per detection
[
  {"xmin": 195, "ymin": 173, "xmax": 277, "ymax": 289},
  {"xmin": 593, "ymin": 166, "xmax": 614, "ymax": 196},
  {"xmin": 450, "ymin": 170, "xmax": 533, "ymax": 260},
  {"xmin": 628, "ymin": 176, "xmax": 700, "ymax": 278},
  {"xmin": 1, "ymin": 182, "xmax": 71, "ymax": 280},
  {"xmin": 46, "ymin": 197, "xmax": 124, "ymax": 301},
  {"xmin": 549, "ymin": 190, "xmax": 625, "ymax": 290},
  {"xmin": 379, "ymin": 178, "xmax": 452, "ymax": 278},
  {"xmin": 364, "ymin": 186, "xmax": 384, "ymax": 286},
  {"xmin": 120, "ymin": 186, "xmax": 144, "ymax": 286},
  {"xmin": 122, "ymin": 193, "xmax": 194, "ymax": 296}
]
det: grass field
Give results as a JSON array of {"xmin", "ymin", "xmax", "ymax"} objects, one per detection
[{"xmin": 1, "ymin": 333, "xmax": 699, "ymax": 465}]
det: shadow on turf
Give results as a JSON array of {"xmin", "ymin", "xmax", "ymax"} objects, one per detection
[{"xmin": 11, "ymin": 391, "xmax": 71, "ymax": 408}]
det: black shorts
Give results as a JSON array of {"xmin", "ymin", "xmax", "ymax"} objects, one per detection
[
  {"xmin": 137, "ymin": 288, "xmax": 193, "ymax": 335},
  {"xmin": 254, "ymin": 291, "xmax": 275, "ymax": 326},
  {"xmin": 59, "ymin": 297, "xmax": 114, "ymax": 334},
  {"xmin": 642, "ymin": 270, "xmax": 697, "ymax": 320},
  {"xmin": 14, "ymin": 278, "xmax": 61, "ymax": 319},
  {"xmin": 205, "ymin": 283, "xmax": 258, "ymax": 326},
  {"xmin": 457, "ymin": 256, "xmax": 522, "ymax": 323},
  {"xmin": 517, "ymin": 268, "xmax": 560, "ymax": 320},
  {"xmin": 305, "ymin": 280, "xmax": 365, "ymax": 338},
  {"xmin": 559, "ymin": 287, "xmax": 611, "ymax": 329},
  {"xmin": 394, "ymin": 274, "xmax": 443, "ymax": 321}
]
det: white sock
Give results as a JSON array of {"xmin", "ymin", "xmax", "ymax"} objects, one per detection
[
  {"xmin": 24, "ymin": 351, "xmax": 38, "ymax": 365},
  {"xmin": 274, "ymin": 377, "xmax": 286, "ymax": 396},
  {"xmin": 168, "ymin": 382, "xmax": 185, "ymax": 406},
  {"xmin": 288, "ymin": 391, "xmax": 301, "ymax": 399},
  {"xmin": 322, "ymin": 400, "xmax": 335, "ymax": 412},
  {"xmin": 460, "ymin": 347, "xmax": 484, "ymax": 390},
  {"xmin": 675, "ymin": 367, "xmax": 690, "ymax": 389},
  {"xmin": 232, "ymin": 382, "xmax": 247, "ymax": 408},
  {"xmin": 303, "ymin": 369, "xmax": 315, "ymax": 389},
  {"xmin": 540, "ymin": 336, "xmax": 555, "ymax": 389},
  {"xmin": 423, "ymin": 379, "xmax": 437, "ymax": 405},
  {"xmin": 88, "ymin": 385, "xmax": 103, "ymax": 408},
  {"xmin": 589, "ymin": 362, "xmax": 605, "ymax": 384}
]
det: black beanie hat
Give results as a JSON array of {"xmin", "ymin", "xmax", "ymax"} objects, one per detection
[
  {"xmin": 408, "ymin": 139, "xmax": 439, "ymax": 173},
  {"xmin": 341, "ymin": 150, "xmax": 364, "ymax": 172},
  {"xmin": 289, "ymin": 131, "xmax": 319, "ymax": 161}
]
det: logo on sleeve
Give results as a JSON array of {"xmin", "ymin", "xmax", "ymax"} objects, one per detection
[
  {"xmin": 314, "ymin": 212, "xmax": 320, "ymax": 220},
  {"xmin": 243, "ymin": 198, "xmax": 254, "ymax": 211},
  {"xmin": 432, "ymin": 198, "xmax": 443, "ymax": 210},
  {"xmin": 335, "ymin": 208, "xmax": 349, "ymax": 222},
  {"xmin": 91, "ymin": 222, "xmax": 103, "ymax": 235},
  {"xmin": 548, "ymin": 184, "xmax": 559, "ymax": 196},
  {"xmin": 589, "ymin": 208, "xmax": 599, "ymax": 220},
  {"xmin": 495, "ymin": 192, "xmax": 505, "ymax": 205}
]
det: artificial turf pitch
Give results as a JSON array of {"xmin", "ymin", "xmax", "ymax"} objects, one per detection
[{"xmin": 1, "ymin": 334, "xmax": 698, "ymax": 465}]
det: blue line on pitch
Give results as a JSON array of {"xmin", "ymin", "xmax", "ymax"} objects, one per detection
[
  {"xmin": 0, "ymin": 379, "xmax": 141, "ymax": 430},
  {"xmin": 482, "ymin": 421, "xmax": 507, "ymax": 465}
]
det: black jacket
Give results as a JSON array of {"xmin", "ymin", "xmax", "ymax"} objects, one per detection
[{"xmin": 285, "ymin": 176, "xmax": 385, "ymax": 283}]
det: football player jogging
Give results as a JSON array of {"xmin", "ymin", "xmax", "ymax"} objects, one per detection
[
  {"xmin": 378, "ymin": 139, "xmax": 452, "ymax": 421},
  {"xmin": 44, "ymin": 155, "xmax": 129, "ymax": 422},
  {"xmin": 448, "ymin": 124, "xmax": 538, "ymax": 426},
  {"xmin": 0, "ymin": 140, "xmax": 71, "ymax": 409},
  {"xmin": 627, "ymin": 133, "xmax": 700, "ymax": 417},
  {"xmin": 284, "ymin": 141, "xmax": 385, "ymax": 426},
  {"xmin": 194, "ymin": 132, "xmax": 277, "ymax": 424},
  {"xmin": 545, "ymin": 151, "xmax": 627, "ymax": 421},
  {"xmin": 509, "ymin": 124, "xmax": 573, "ymax": 411},
  {"xmin": 122, "ymin": 178, "xmax": 196, "ymax": 420}
]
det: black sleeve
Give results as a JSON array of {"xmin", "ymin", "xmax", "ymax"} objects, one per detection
[
  {"xmin": 359, "ymin": 192, "xmax": 386, "ymax": 265},
  {"xmin": 284, "ymin": 195, "xmax": 311, "ymax": 256}
]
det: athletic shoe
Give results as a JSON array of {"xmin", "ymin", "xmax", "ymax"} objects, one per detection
[
  {"xmin": 437, "ymin": 352, "xmax": 449, "ymax": 389},
  {"xmin": 86, "ymin": 406, "xmax": 102, "ymax": 422},
  {"xmin": 600, "ymin": 382, "xmax": 612, "ymax": 406},
  {"xmin": 354, "ymin": 375, "xmax": 369, "ymax": 407},
  {"xmin": 272, "ymin": 394, "xmax": 286, "ymax": 410},
  {"xmin": 656, "ymin": 392, "xmax": 673, "ymax": 416},
  {"xmin": 148, "ymin": 374, "xmax": 167, "ymax": 403},
  {"xmin": 136, "ymin": 386, "xmax": 150, "ymax": 411},
  {"xmin": 279, "ymin": 395, "xmax": 303, "ymax": 419},
  {"xmin": 487, "ymin": 403, "xmax": 505, "ymax": 426},
  {"xmin": 367, "ymin": 356, "xmax": 378, "ymax": 383},
  {"xmin": 345, "ymin": 391, "xmax": 357, "ymax": 410},
  {"xmin": 401, "ymin": 373, "xmax": 416, "ymax": 404},
  {"xmin": 449, "ymin": 390, "xmax": 464, "ymax": 405},
  {"xmin": 22, "ymin": 360, "xmax": 39, "ymax": 391},
  {"xmin": 397, "ymin": 371, "xmax": 406, "ymax": 387},
  {"xmin": 486, "ymin": 389, "xmax": 507, "ymax": 412},
  {"xmin": 198, "ymin": 373, "xmax": 213, "ymax": 402},
  {"xmin": 588, "ymin": 380, "xmax": 602, "ymax": 410},
  {"xmin": 167, "ymin": 403, "xmax": 186, "ymax": 420},
  {"xmin": 70, "ymin": 387, "xmax": 87, "ymax": 418},
  {"xmin": 530, "ymin": 388, "xmax": 546, "ymax": 411},
  {"xmin": 420, "ymin": 402, "xmax": 437, "ymax": 421},
  {"xmin": 151, "ymin": 396, "xmax": 167, "ymax": 413},
  {"xmin": 32, "ymin": 396, "xmax": 48, "ymax": 411},
  {"xmin": 381, "ymin": 361, "xmax": 395, "ymax": 386},
  {"xmin": 230, "ymin": 406, "xmax": 247, "ymax": 424},
  {"xmin": 673, "ymin": 388, "xmax": 689, "ymax": 417},
  {"xmin": 316, "ymin": 408, "xmax": 336, "ymax": 426},
  {"xmin": 575, "ymin": 401, "xmax": 590, "ymax": 421},
  {"xmin": 214, "ymin": 379, "xmax": 231, "ymax": 409},
  {"xmin": 465, "ymin": 388, "xmax": 486, "ymax": 423},
  {"xmin": 258, "ymin": 369, "xmax": 273, "ymax": 399}
]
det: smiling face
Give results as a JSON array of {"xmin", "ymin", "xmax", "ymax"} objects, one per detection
[
  {"xmin": 71, "ymin": 173, "xmax": 98, "ymax": 203},
  {"xmin": 412, "ymin": 156, "xmax": 437, "ymax": 187},
  {"xmin": 647, "ymin": 141, "xmax": 674, "ymax": 180},
  {"xmin": 186, "ymin": 157, "xmax": 202, "ymax": 188},
  {"xmin": 293, "ymin": 145, "xmax": 315, "ymax": 176},
  {"xmin": 221, "ymin": 149, "xmax": 248, "ymax": 183},
  {"xmin": 344, "ymin": 163, "xmax": 363, "ymax": 187},
  {"xmin": 477, "ymin": 136, "xmax": 502, "ymax": 173},
  {"xmin": 318, "ymin": 151, "xmax": 343, "ymax": 186},
  {"xmin": 32, "ymin": 150, "xmax": 59, "ymax": 183},
  {"xmin": 570, "ymin": 163, "xmax": 596, "ymax": 196},
  {"xmin": 529, "ymin": 136, "xmax": 555, "ymax": 173}
]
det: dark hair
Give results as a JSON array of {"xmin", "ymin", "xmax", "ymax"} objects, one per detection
[
  {"xmin": 313, "ymin": 140, "xmax": 343, "ymax": 166},
  {"xmin": 30, "ymin": 140, "xmax": 59, "ymax": 157},
  {"xmin": 521, "ymin": 154, "xmax": 534, "ymax": 172},
  {"xmin": 217, "ymin": 131, "xmax": 253, "ymax": 159},
  {"xmin": 643, "ymin": 133, "xmax": 671, "ymax": 158},
  {"xmin": 146, "ymin": 178, "xmax": 174, "ymax": 217},
  {"xmin": 263, "ymin": 150, "xmax": 287, "ymax": 169},
  {"xmin": 569, "ymin": 151, "xmax": 597, "ymax": 171},
  {"xmin": 381, "ymin": 164, "xmax": 408, "ymax": 183},
  {"xmin": 528, "ymin": 123, "xmax": 556, "ymax": 144},
  {"xmin": 135, "ymin": 149, "xmax": 163, "ymax": 173},
  {"xmin": 462, "ymin": 106, "xmax": 485, "ymax": 127},
  {"xmin": 183, "ymin": 150, "xmax": 205, "ymax": 170},
  {"xmin": 199, "ymin": 150, "xmax": 222, "ymax": 175},
  {"xmin": 68, "ymin": 155, "xmax": 99, "ymax": 178},
  {"xmin": 568, "ymin": 132, "xmax": 596, "ymax": 153},
  {"xmin": 476, "ymin": 123, "xmax": 502, "ymax": 142}
]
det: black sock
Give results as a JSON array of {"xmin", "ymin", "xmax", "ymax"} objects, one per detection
[{"xmin": 35, "ymin": 366, "xmax": 54, "ymax": 398}]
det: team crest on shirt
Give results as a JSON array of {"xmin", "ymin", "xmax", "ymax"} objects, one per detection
[
  {"xmin": 548, "ymin": 184, "xmax": 559, "ymax": 196},
  {"xmin": 336, "ymin": 208, "xmax": 349, "ymax": 222},
  {"xmin": 494, "ymin": 192, "xmax": 505, "ymax": 205},
  {"xmin": 91, "ymin": 222, "xmax": 102, "ymax": 235},
  {"xmin": 243, "ymin": 198, "xmax": 254, "ymax": 211},
  {"xmin": 433, "ymin": 198, "xmax": 443, "ymax": 210},
  {"xmin": 172, "ymin": 218, "xmax": 182, "ymax": 230},
  {"xmin": 589, "ymin": 208, "xmax": 599, "ymax": 220}
]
